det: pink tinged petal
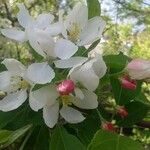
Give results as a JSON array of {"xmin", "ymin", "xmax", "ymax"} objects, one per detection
[
  {"xmin": 1, "ymin": 28, "xmax": 27, "ymax": 42},
  {"xmin": 27, "ymin": 62, "xmax": 55, "ymax": 84},
  {"xmin": 36, "ymin": 13, "xmax": 54, "ymax": 29},
  {"xmin": 2, "ymin": 59, "xmax": 26, "ymax": 77},
  {"xmin": 43, "ymin": 102, "xmax": 59, "ymax": 128},
  {"xmin": 17, "ymin": 3, "xmax": 34, "ymax": 28},
  {"xmin": 0, "ymin": 71, "xmax": 11, "ymax": 91},
  {"xmin": 60, "ymin": 106, "xmax": 85, "ymax": 123},
  {"xmin": 78, "ymin": 17, "xmax": 106, "ymax": 46},
  {"xmin": 0, "ymin": 90, "xmax": 27, "ymax": 112},
  {"xmin": 29, "ymin": 85, "xmax": 59, "ymax": 111},
  {"xmin": 73, "ymin": 89, "xmax": 98, "ymax": 109},
  {"xmin": 55, "ymin": 39, "xmax": 78, "ymax": 59},
  {"xmin": 127, "ymin": 59, "xmax": 150, "ymax": 79},
  {"xmin": 54, "ymin": 57, "xmax": 88, "ymax": 68}
]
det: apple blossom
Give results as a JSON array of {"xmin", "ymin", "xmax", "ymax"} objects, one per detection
[
  {"xmin": 126, "ymin": 59, "xmax": 150, "ymax": 80},
  {"xmin": 29, "ymin": 83, "xmax": 98, "ymax": 128},
  {"xmin": 0, "ymin": 58, "xmax": 56, "ymax": 112}
]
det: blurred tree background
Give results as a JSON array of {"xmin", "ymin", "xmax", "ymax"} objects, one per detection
[{"xmin": 0, "ymin": 0, "xmax": 150, "ymax": 149}]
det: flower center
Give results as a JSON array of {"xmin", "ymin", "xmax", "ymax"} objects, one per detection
[
  {"xmin": 61, "ymin": 95, "xmax": 72, "ymax": 106},
  {"xmin": 68, "ymin": 23, "xmax": 80, "ymax": 43},
  {"xmin": 9, "ymin": 76, "xmax": 29, "ymax": 93}
]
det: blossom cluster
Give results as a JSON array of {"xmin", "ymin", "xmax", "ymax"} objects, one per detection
[{"xmin": 0, "ymin": 3, "xmax": 150, "ymax": 128}]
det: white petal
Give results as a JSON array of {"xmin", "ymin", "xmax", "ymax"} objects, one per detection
[
  {"xmin": 45, "ymin": 22, "xmax": 63, "ymax": 36},
  {"xmin": 73, "ymin": 89, "xmax": 98, "ymax": 109},
  {"xmin": 0, "ymin": 90, "xmax": 27, "ymax": 112},
  {"xmin": 0, "ymin": 71, "xmax": 11, "ymax": 91},
  {"xmin": 60, "ymin": 106, "xmax": 85, "ymax": 123},
  {"xmin": 92, "ymin": 55, "xmax": 107, "ymax": 78},
  {"xmin": 17, "ymin": 3, "xmax": 34, "ymax": 28},
  {"xmin": 55, "ymin": 39, "xmax": 78, "ymax": 59},
  {"xmin": 29, "ymin": 85, "xmax": 59, "ymax": 111},
  {"xmin": 70, "ymin": 65, "xmax": 99, "ymax": 91},
  {"xmin": 27, "ymin": 28, "xmax": 47, "ymax": 58},
  {"xmin": 54, "ymin": 57, "xmax": 88, "ymax": 68},
  {"xmin": 65, "ymin": 3, "xmax": 88, "ymax": 31},
  {"xmin": 36, "ymin": 13, "xmax": 54, "ymax": 29},
  {"xmin": 78, "ymin": 17, "xmax": 106, "ymax": 46},
  {"xmin": 74, "ymin": 88, "xmax": 84, "ymax": 99},
  {"xmin": 1, "ymin": 29, "xmax": 27, "ymax": 42},
  {"xmin": 33, "ymin": 30, "xmax": 56, "ymax": 58},
  {"xmin": 27, "ymin": 62, "xmax": 55, "ymax": 84},
  {"xmin": 43, "ymin": 102, "xmax": 59, "ymax": 128},
  {"xmin": 2, "ymin": 59, "xmax": 26, "ymax": 77}
]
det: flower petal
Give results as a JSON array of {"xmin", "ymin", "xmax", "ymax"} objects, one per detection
[
  {"xmin": 78, "ymin": 17, "xmax": 106, "ymax": 46},
  {"xmin": 73, "ymin": 89, "xmax": 98, "ymax": 109},
  {"xmin": 55, "ymin": 39, "xmax": 78, "ymax": 59},
  {"xmin": 2, "ymin": 59, "xmax": 26, "ymax": 77},
  {"xmin": 17, "ymin": 3, "xmax": 34, "ymax": 28},
  {"xmin": 54, "ymin": 57, "xmax": 88, "ymax": 68},
  {"xmin": 74, "ymin": 88, "xmax": 84, "ymax": 99},
  {"xmin": 33, "ymin": 30, "xmax": 56, "ymax": 58},
  {"xmin": 1, "ymin": 28, "xmax": 27, "ymax": 42},
  {"xmin": 36, "ymin": 13, "xmax": 54, "ymax": 29},
  {"xmin": 70, "ymin": 65, "xmax": 99, "ymax": 91},
  {"xmin": 43, "ymin": 101, "xmax": 59, "ymax": 128},
  {"xmin": 45, "ymin": 22, "xmax": 63, "ymax": 36},
  {"xmin": 27, "ymin": 28, "xmax": 47, "ymax": 58},
  {"xmin": 29, "ymin": 85, "xmax": 59, "ymax": 111},
  {"xmin": 0, "ymin": 71, "xmax": 11, "ymax": 91},
  {"xmin": 0, "ymin": 90, "xmax": 27, "ymax": 112},
  {"xmin": 60, "ymin": 106, "xmax": 85, "ymax": 123},
  {"xmin": 27, "ymin": 62, "xmax": 55, "ymax": 84},
  {"xmin": 65, "ymin": 3, "xmax": 88, "ymax": 31}
]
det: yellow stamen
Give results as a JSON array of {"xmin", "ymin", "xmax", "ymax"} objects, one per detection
[
  {"xmin": 20, "ymin": 80, "xmax": 30, "ymax": 89},
  {"xmin": 61, "ymin": 95, "xmax": 72, "ymax": 106}
]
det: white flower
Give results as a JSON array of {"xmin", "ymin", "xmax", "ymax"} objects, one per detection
[
  {"xmin": 55, "ymin": 54, "xmax": 107, "ymax": 91},
  {"xmin": 60, "ymin": 3, "xmax": 106, "ymax": 46},
  {"xmin": 1, "ymin": 3, "xmax": 61, "ymax": 58},
  {"xmin": 0, "ymin": 58, "xmax": 55, "ymax": 111},
  {"xmin": 29, "ymin": 84, "xmax": 98, "ymax": 128}
]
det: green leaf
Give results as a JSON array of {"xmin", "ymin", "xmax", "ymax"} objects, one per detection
[
  {"xmin": 110, "ymin": 78, "xmax": 142, "ymax": 105},
  {"xmin": 50, "ymin": 126, "xmax": 86, "ymax": 150},
  {"xmin": 0, "ymin": 125, "xmax": 32, "ymax": 149},
  {"xmin": 87, "ymin": 0, "xmax": 101, "ymax": 18},
  {"xmin": 70, "ymin": 111, "xmax": 100, "ymax": 146},
  {"xmin": 0, "ymin": 130, "xmax": 12, "ymax": 144},
  {"xmin": 116, "ymin": 101, "xmax": 150, "ymax": 127},
  {"xmin": 88, "ymin": 130, "xmax": 145, "ymax": 150},
  {"xmin": 22, "ymin": 126, "xmax": 49, "ymax": 150}
]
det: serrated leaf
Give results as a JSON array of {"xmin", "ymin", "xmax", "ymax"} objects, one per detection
[
  {"xmin": 88, "ymin": 130, "xmax": 145, "ymax": 150},
  {"xmin": 50, "ymin": 126, "xmax": 86, "ymax": 150}
]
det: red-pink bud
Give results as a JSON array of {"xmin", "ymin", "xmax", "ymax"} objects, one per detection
[
  {"xmin": 117, "ymin": 106, "xmax": 128, "ymax": 118},
  {"xmin": 102, "ymin": 122, "xmax": 116, "ymax": 132},
  {"xmin": 57, "ymin": 80, "xmax": 75, "ymax": 95},
  {"xmin": 119, "ymin": 76, "xmax": 137, "ymax": 90}
]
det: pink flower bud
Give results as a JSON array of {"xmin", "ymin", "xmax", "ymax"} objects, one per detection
[
  {"xmin": 102, "ymin": 122, "xmax": 116, "ymax": 132},
  {"xmin": 127, "ymin": 59, "xmax": 150, "ymax": 80},
  {"xmin": 117, "ymin": 106, "xmax": 128, "ymax": 118},
  {"xmin": 57, "ymin": 80, "xmax": 75, "ymax": 95},
  {"xmin": 119, "ymin": 76, "xmax": 137, "ymax": 90}
]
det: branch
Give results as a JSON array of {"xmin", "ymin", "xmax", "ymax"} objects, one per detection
[
  {"xmin": 4, "ymin": 3, "xmax": 16, "ymax": 26},
  {"xmin": 137, "ymin": 121, "xmax": 150, "ymax": 128},
  {"xmin": 113, "ymin": 0, "xmax": 150, "ymax": 14}
]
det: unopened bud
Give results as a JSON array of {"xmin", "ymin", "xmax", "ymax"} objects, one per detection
[
  {"xmin": 117, "ymin": 106, "xmax": 128, "ymax": 118},
  {"xmin": 102, "ymin": 122, "xmax": 116, "ymax": 132},
  {"xmin": 57, "ymin": 80, "xmax": 75, "ymax": 95}
]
